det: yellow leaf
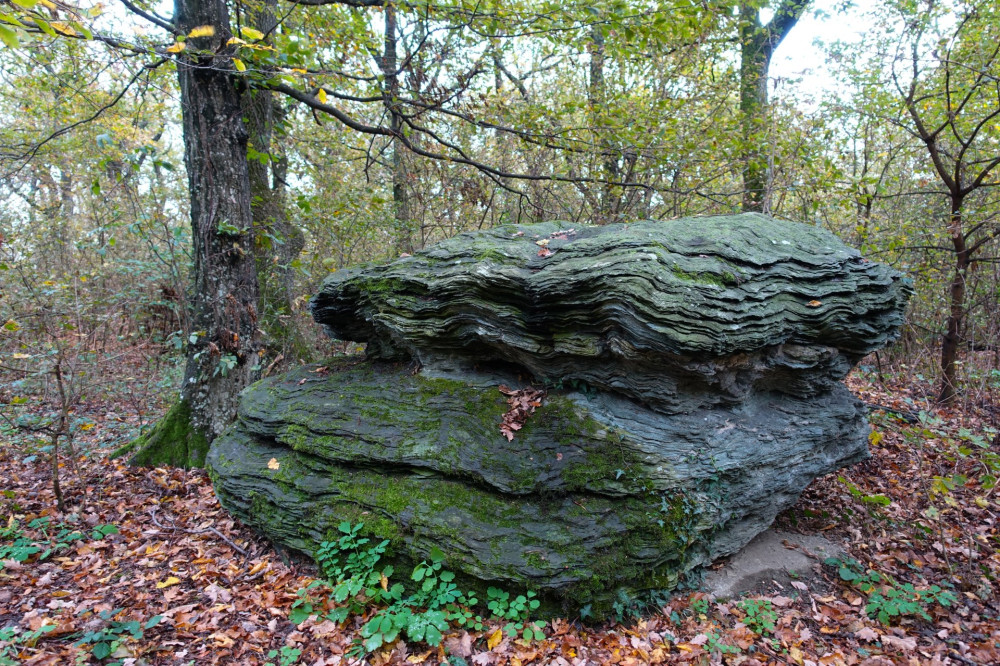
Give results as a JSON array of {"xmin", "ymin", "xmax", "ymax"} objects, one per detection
[
  {"xmin": 806, "ymin": 300, "xmax": 822, "ymax": 307},
  {"xmin": 789, "ymin": 646, "xmax": 804, "ymax": 665},
  {"xmin": 247, "ymin": 561, "xmax": 267, "ymax": 576},
  {"xmin": 156, "ymin": 576, "xmax": 182, "ymax": 589},
  {"xmin": 233, "ymin": 58, "xmax": 246, "ymax": 72},
  {"xmin": 39, "ymin": 0, "xmax": 56, "ymax": 7},
  {"xmin": 50, "ymin": 21, "xmax": 77, "ymax": 36},
  {"xmin": 12, "ymin": 353, "xmax": 30, "ymax": 359},
  {"xmin": 487, "ymin": 629, "xmax": 503, "ymax": 650},
  {"xmin": 80, "ymin": 423, "xmax": 94, "ymax": 431},
  {"xmin": 166, "ymin": 42, "xmax": 186, "ymax": 53},
  {"xmin": 227, "ymin": 37, "xmax": 246, "ymax": 45},
  {"xmin": 188, "ymin": 25, "xmax": 215, "ymax": 38},
  {"xmin": 240, "ymin": 26, "xmax": 264, "ymax": 41},
  {"xmin": 868, "ymin": 430, "xmax": 883, "ymax": 446},
  {"xmin": 267, "ymin": 458, "xmax": 280, "ymax": 470},
  {"xmin": 317, "ymin": 88, "xmax": 328, "ymax": 104}
]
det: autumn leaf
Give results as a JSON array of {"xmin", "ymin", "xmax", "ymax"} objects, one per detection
[
  {"xmin": 806, "ymin": 300, "xmax": 822, "ymax": 307},
  {"xmin": 487, "ymin": 628, "xmax": 504, "ymax": 650},
  {"xmin": 240, "ymin": 26, "xmax": 265, "ymax": 41},
  {"xmin": 267, "ymin": 458, "xmax": 280, "ymax": 470},
  {"xmin": 156, "ymin": 576, "xmax": 182, "ymax": 589},
  {"xmin": 188, "ymin": 25, "xmax": 216, "ymax": 38}
]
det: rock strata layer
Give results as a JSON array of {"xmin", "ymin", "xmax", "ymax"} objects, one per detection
[
  {"xmin": 208, "ymin": 213, "xmax": 911, "ymax": 617},
  {"xmin": 312, "ymin": 214, "xmax": 908, "ymax": 413}
]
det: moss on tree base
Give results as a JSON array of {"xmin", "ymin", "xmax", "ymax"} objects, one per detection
[{"xmin": 114, "ymin": 399, "xmax": 210, "ymax": 468}]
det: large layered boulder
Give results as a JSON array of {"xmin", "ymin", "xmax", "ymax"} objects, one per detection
[{"xmin": 207, "ymin": 213, "xmax": 911, "ymax": 617}]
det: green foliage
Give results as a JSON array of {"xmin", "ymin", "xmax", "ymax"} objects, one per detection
[
  {"xmin": 736, "ymin": 598, "xmax": 777, "ymax": 636},
  {"xmin": 827, "ymin": 557, "xmax": 957, "ymax": 625},
  {"xmin": 485, "ymin": 587, "xmax": 545, "ymax": 641},
  {"xmin": 73, "ymin": 608, "xmax": 161, "ymax": 663},
  {"xmin": 0, "ymin": 625, "xmax": 56, "ymax": 666},
  {"xmin": 293, "ymin": 522, "xmax": 545, "ymax": 656},
  {"xmin": 838, "ymin": 476, "xmax": 892, "ymax": 508},
  {"xmin": 264, "ymin": 645, "xmax": 302, "ymax": 666},
  {"xmin": 704, "ymin": 632, "xmax": 740, "ymax": 657},
  {"xmin": 0, "ymin": 516, "xmax": 117, "ymax": 570}
]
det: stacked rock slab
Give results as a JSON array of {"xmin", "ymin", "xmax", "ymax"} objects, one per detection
[{"xmin": 207, "ymin": 213, "xmax": 911, "ymax": 617}]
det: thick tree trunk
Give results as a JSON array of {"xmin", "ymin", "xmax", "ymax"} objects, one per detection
[
  {"xmin": 122, "ymin": 0, "xmax": 261, "ymax": 467},
  {"xmin": 938, "ymin": 203, "xmax": 969, "ymax": 404}
]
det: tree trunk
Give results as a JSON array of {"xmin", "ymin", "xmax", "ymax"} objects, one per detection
[
  {"xmin": 588, "ymin": 25, "xmax": 620, "ymax": 224},
  {"xmin": 383, "ymin": 3, "xmax": 414, "ymax": 253},
  {"xmin": 122, "ymin": 0, "xmax": 261, "ymax": 467},
  {"xmin": 245, "ymin": 0, "xmax": 309, "ymax": 364},
  {"xmin": 739, "ymin": 4, "xmax": 771, "ymax": 213},
  {"xmin": 938, "ymin": 201, "xmax": 969, "ymax": 404},
  {"xmin": 738, "ymin": 1, "xmax": 809, "ymax": 213}
]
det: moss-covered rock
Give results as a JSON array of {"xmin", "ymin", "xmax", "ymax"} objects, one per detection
[
  {"xmin": 207, "ymin": 359, "xmax": 869, "ymax": 618},
  {"xmin": 311, "ymin": 214, "xmax": 911, "ymax": 414},
  {"xmin": 209, "ymin": 214, "xmax": 910, "ymax": 619}
]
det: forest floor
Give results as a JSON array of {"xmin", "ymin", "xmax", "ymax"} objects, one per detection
[{"xmin": 1, "ymin": 368, "xmax": 998, "ymax": 666}]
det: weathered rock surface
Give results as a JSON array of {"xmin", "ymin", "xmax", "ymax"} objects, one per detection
[
  {"xmin": 312, "ymin": 214, "xmax": 909, "ymax": 413},
  {"xmin": 208, "ymin": 361, "xmax": 868, "ymax": 616},
  {"xmin": 208, "ymin": 213, "xmax": 911, "ymax": 618}
]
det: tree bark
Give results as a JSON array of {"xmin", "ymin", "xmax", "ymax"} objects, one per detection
[
  {"xmin": 123, "ymin": 0, "xmax": 261, "ymax": 466},
  {"xmin": 383, "ymin": 3, "xmax": 414, "ymax": 253},
  {"xmin": 588, "ymin": 25, "xmax": 620, "ymax": 224},
  {"xmin": 738, "ymin": 0, "xmax": 809, "ymax": 213},
  {"xmin": 245, "ymin": 0, "xmax": 309, "ymax": 364},
  {"xmin": 938, "ymin": 201, "xmax": 969, "ymax": 404}
]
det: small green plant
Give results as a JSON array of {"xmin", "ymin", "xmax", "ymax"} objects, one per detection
[
  {"xmin": 704, "ymin": 632, "xmax": 740, "ymax": 657},
  {"xmin": 736, "ymin": 598, "xmax": 777, "ymax": 635},
  {"xmin": 73, "ymin": 608, "xmax": 161, "ymax": 662},
  {"xmin": 485, "ymin": 587, "xmax": 544, "ymax": 640},
  {"xmin": 360, "ymin": 606, "xmax": 451, "ymax": 652},
  {"xmin": 838, "ymin": 476, "xmax": 892, "ymax": 508},
  {"xmin": 298, "ymin": 521, "xmax": 545, "ymax": 656},
  {"xmin": 0, "ymin": 517, "xmax": 118, "ymax": 570},
  {"xmin": 264, "ymin": 645, "xmax": 301, "ymax": 666},
  {"xmin": 0, "ymin": 625, "xmax": 56, "ymax": 666},
  {"xmin": 827, "ymin": 557, "xmax": 957, "ymax": 625},
  {"xmin": 689, "ymin": 597, "xmax": 710, "ymax": 617}
]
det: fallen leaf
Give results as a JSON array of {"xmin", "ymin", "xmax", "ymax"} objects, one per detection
[
  {"xmin": 881, "ymin": 635, "xmax": 917, "ymax": 650},
  {"xmin": 855, "ymin": 627, "xmax": 879, "ymax": 642},
  {"xmin": 267, "ymin": 458, "xmax": 280, "ymax": 470},
  {"xmin": 487, "ymin": 628, "xmax": 503, "ymax": 650},
  {"xmin": 156, "ymin": 576, "xmax": 182, "ymax": 589}
]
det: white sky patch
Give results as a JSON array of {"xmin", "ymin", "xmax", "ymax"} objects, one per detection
[{"xmin": 770, "ymin": 0, "xmax": 870, "ymax": 108}]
